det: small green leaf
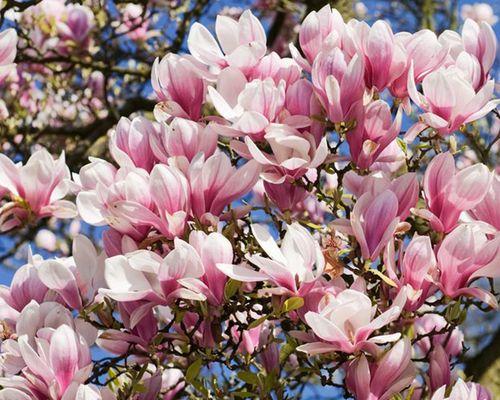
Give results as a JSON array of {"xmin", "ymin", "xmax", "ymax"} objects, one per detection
[
  {"xmin": 279, "ymin": 339, "xmax": 297, "ymax": 363},
  {"xmin": 185, "ymin": 358, "xmax": 203, "ymax": 383},
  {"xmin": 248, "ymin": 315, "xmax": 268, "ymax": 330},
  {"xmin": 237, "ymin": 371, "xmax": 259, "ymax": 385},
  {"xmin": 282, "ymin": 297, "xmax": 304, "ymax": 313},
  {"xmin": 224, "ymin": 279, "xmax": 241, "ymax": 300},
  {"xmin": 370, "ymin": 269, "xmax": 398, "ymax": 288},
  {"xmin": 396, "ymin": 137, "xmax": 408, "ymax": 154}
]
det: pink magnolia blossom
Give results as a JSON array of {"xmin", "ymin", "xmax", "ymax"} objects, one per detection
[
  {"xmin": 437, "ymin": 223, "xmax": 500, "ymax": 308},
  {"xmin": 56, "ymin": 4, "xmax": 94, "ymax": 54},
  {"xmin": 0, "ymin": 252, "xmax": 49, "ymax": 327},
  {"xmin": 249, "ymin": 52, "xmax": 301, "ymax": 87},
  {"xmin": 311, "ymin": 48, "xmax": 365, "ymax": 124},
  {"xmin": 0, "ymin": 324, "xmax": 93, "ymax": 399},
  {"xmin": 152, "ymin": 53, "xmax": 207, "ymax": 121},
  {"xmin": 342, "ymin": 170, "xmax": 419, "ymax": 221},
  {"xmin": 262, "ymin": 180, "xmax": 308, "ymax": 213},
  {"xmin": 384, "ymin": 235, "xmax": 438, "ymax": 311},
  {"xmin": 289, "ymin": 5, "xmax": 345, "ymax": 71},
  {"xmin": 113, "ymin": 163, "xmax": 190, "ymax": 239},
  {"xmin": 218, "ymin": 222, "xmax": 325, "ymax": 298},
  {"xmin": 149, "ymin": 118, "xmax": 218, "ymax": 163},
  {"xmin": 347, "ymin": 100, "xmax": 403, "ymax": 169},
  {"xmin": 343, "ymin": 19, "xmax": 407, "ymax": 92},
  {"xmin": 0, "ymin": 28, "xmax": 17, "ymax": 83},
  {"xmin": 37, "ymin": 235, "xmax": 105, "ymax": 310},
  {"xmin": 208, "ymin": 74, "xmax": 287, "ymax": 140},
  {"xmin": 110, "ymin": 117, "xmax": 157, "ymax": 172},
  {"xmin": 431, "ymin": 378, "xmax": 492, "ymax": 400},
  {"xmin": 461, "ymin": 19, "xmax": 497, "ymax": 87},
  {"xmin": 101, "ymin": 239, "xmax": 206, "ymax": 308},
  {"xmin": 297, "ymin": 288, "xmax": 406, "ymax": 355},
  {"xmin": 76, "ymin": 162, "xmax": 154, "ymax": 240},
  {"xmin": 416, "ymin": 152, "xmax": 491, "ymax": 233},
  {"xmin": 186, "ymin": 153, "xmax": 261, "ymax": 223},
  {"xmin": 232, "ymin": 124, "xmax": 327, "ymax": 184},
  {"xmin": 0, "ymin": 300, "xmax": 97, "ymax": 376},
  {"xmin": 0, "ymin": 148, "xmax": 76, "ymax": 231},
  {"xmin": 414, "ymin": 314, "xmax": 464, "ymax": 357},
  {"xmin": 406, "ymin": 65, "xmax": 499, "ymax": 138},
  {"xmin": 389, "ymin": 30, "xmax": 448, "ymax": 107},
  {"xmin": 333, "ymin": 189, "xmax": 401, "ymax": 260},
  {"xmin": 101, "ymin": 231, "xmax": 233, "ymax": 313},
  {"xmin": 469, "ymin": 172, "xmax": 499, "ymax": 230},
  {"xmin": 369, "ymin": 139, "xmax": 407, "ymax": 173},
  {"xmin": 187, "ymin": 10, "xmax": 267, "ymax": 75},
  {"xmin": 345, "ymin": 339, "xmax": 416, "ymax": 400},
  {"xmin": 428, "ymin": 345, "xmax": 452, "ymax": 392}
]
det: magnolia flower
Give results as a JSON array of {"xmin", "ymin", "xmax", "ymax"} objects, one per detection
[
  {"xmin": 56, "ymin": 4, "xmax": 94, "ymax": 53},
  {"xmin": 431, "ymin": 378, "xmax": 492, "ymax": 400},
  {"xmin": 311, "ymin": 48, "xmax": 365, "ymax": 124},
  {"xmin": 112, "ymin": 163, "xmax": 190, "ymax": 239},
  {"xmin": 101, "ymin": 238, "xmax": 207, "ymax": 309},
  {"xmin": 0, "ymin": 324, "xmax": 93, "ymax": 399},
  {"xmin": 415, "ymin": 152, "xmax": 491, "ymax": 233},
  {"xmin": 0, "ymin": 28, "xmax": 17, "ymax": 83},
  {"xmin": 37, "ymin": 235, "xmax": 105, "ymax": 309},
  {"xmin": 0, "ymin": 148, "xmax": 76, "ymax": 232},
  {"xmin": 101, "ymin": 232, "xmax": 234, "ymax": 331},
  {"xmin": 406, "ymin": 65, "xmax": 499, "ymax": 138},
  {"xmin": 149, "ymin": 118, "xmax": 218, "ymax": 163},
  {"xmin": 219, "ymin": 222, "xmax": 326, "ymax": 297},
  {"xmin": 297, "ymin": 288, "xmax": 406, "ymax": 355},
  {"xmin": 469, "ymin": 172, "xmax": 499, "ymax": 230},
  {"xmin": 346, "ymin": 100, "xmax": 403, "ymax": 169},
  {"xmin": 187, "ymin": 9, "xmax": 267, "ymax": 74},
  {"xmin": 384, "ymin": 235, "xmax": 437, "ymax": 311},
  {"xmin": 345, "ymin": 339, "xmax": 416, "ymax": 400},
  {"xmin": 414, "ymin": 314, "xmax": 464, "ymax": 357},
  {"xmin": 342, "ymin": 170, "xmax": 419, "ymax": 220},
  {"xmin": 249, "ymin": 52, "xmax": 301, "ymax": 87},
  {"xmin": 343, "ymin": 19, "xmax": 407, "ymax": 92},
  {"xmin": 461, "ymin": 18, "xmax": 497, "ymax": 86},
  {"xmin": 208, "ymin": 74, "xmax": 287, "ymax": 140},
  {"xmin": 152, "ymin": 53, "xmax": 207, "ymax": 121},
  {"xmin": 332, "ymin": 190, "xmax": 401, "ymax": 260},
  {"xmin": 76, "ymin": 162, "xmax": 155, "ymax": 240},
  {"xmin": 437, "ymin": 223, "xmax": 499, "ymax": 308},
  {"xmin": 389, "ymin": 30, "xmax": 448, "ymax": 106},
  {"xmin": 232, "ymin": 124, "xmax": 328, "ymax": 184},
  {"xmin": 187, "ymin": 152, "xmax": 261, "ymax": 223},
  {"xmin": 289, "ymin": 5, "xmax": 346, "ymax": 71},
  {"xmin": 110, "ymin": 116, "xmax": 157, "ymax": 172},
  {"xmin": 0, "ymin": 300, "xmax": 97, "ymax": 376}
]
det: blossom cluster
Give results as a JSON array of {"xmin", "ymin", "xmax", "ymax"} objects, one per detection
[{"xmin": 0, "ymin": 3, "xmax": 499, "ymax": 400}]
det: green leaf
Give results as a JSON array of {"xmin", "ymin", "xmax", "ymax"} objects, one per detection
[
  {"xmin": 237, "ymin": 371, "xmax": 259, "ymax": 385},
  {"xmin": 224, "ymin": 279, "xmax": 241, "ymax": 300},
  {"xmin": 396, "ymin": 137, "xmax": 408, "ymax": 154},
  {"xmin": 185, "ymin": 358, "xmax": 203, "ymax": 383},
  {"xmin": 370, "ymin": 269, "xmax": 398, "ymax": 288},
  {"xmin": 282, "ymin": 297, "xmax": 304, "ymax": 313},
  {"xmin": 248, "ymin": 315, "xmax": 268, "ymax": 330},
  {"xmin": 279, "ymin": 339, "xmax": 297, "ymax": 364}
]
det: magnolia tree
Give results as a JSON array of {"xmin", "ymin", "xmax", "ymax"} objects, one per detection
[{"xmin": 0, "ymin": 0, "xmax": 499, "ymax": 399}]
